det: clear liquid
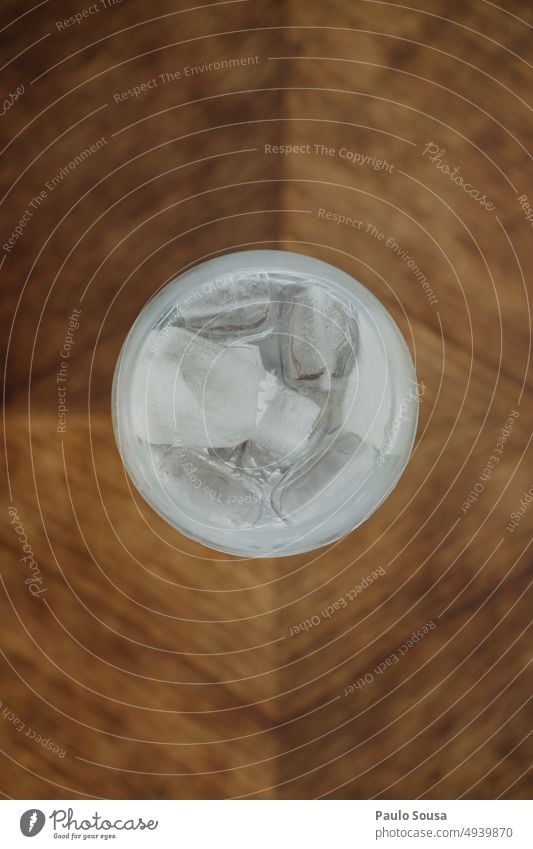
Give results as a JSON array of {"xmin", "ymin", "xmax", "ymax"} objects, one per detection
[{"xmin": 113, "ymin": 252, "xmax": 418, "ymax": 556}]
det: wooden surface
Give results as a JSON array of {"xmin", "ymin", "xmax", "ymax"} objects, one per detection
[{"xmin": 1, "ymin": 0, "xmax": 532, "ymax": 800}]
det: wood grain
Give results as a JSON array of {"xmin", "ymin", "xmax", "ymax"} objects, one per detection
[{"xmin": 1, "ymin": 0, "xmax": 531, "ymax": 799}]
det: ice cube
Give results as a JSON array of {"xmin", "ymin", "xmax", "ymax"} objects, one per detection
[
  {"xmin": 281, "ymin": 284, "xmax": 358, "ymax": 386},
  {"xmin": 300, "ymin": 386, "xmax": 343, "ymax": 440},
  {"xmin": 178, "ymin": 274, "xmax": 271, "ymax": 337},
  {"xmin": 157, "ymin": 446, "xmax": 263, "ymax": 528},
  {"xmin": 238, "ymin": 441, "xmax": 292, "ymax": 480},
  {"xmin": 131, "ymin": 328, "xmax": 264, "ymax": 447},
  {"xmin": 131, "ymin": 354, "xmax": 202, "ymax": 445},
  {"xmin": 256, "ymin": 332, "xmax": 283, "ymax": 375},
  {"xmin": 342, "ymin": 309, "xmax": 393, "ymax": 450},
  {"xmin": 229, "ymin": 343, "xmax": 264, "ymax": 370},
  {"xmin": 271, "ymin": 431, "xmax": 377, "ymax": 525},
  {"xmin": 254, "ymin": 376, "xmax": 321, "ymax": 459},
  {"xmin": 207, "ymin": 443, "xmax": 245, "ymax": 464}
]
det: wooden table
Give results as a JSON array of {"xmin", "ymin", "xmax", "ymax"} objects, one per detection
[{"xmin": 1, "ymin": 0, "xmax": 531, "ymax": 799}]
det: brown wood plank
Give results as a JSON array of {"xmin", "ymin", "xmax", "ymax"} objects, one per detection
[{"xmin": 1, "ymin": 0, "xmax": 531, "ymax": 799}]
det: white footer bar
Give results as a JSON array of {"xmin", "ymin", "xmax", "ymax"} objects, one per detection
[{"xmin": 1, "ymin": 799, "xmax": 530, "ymax": 848}]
